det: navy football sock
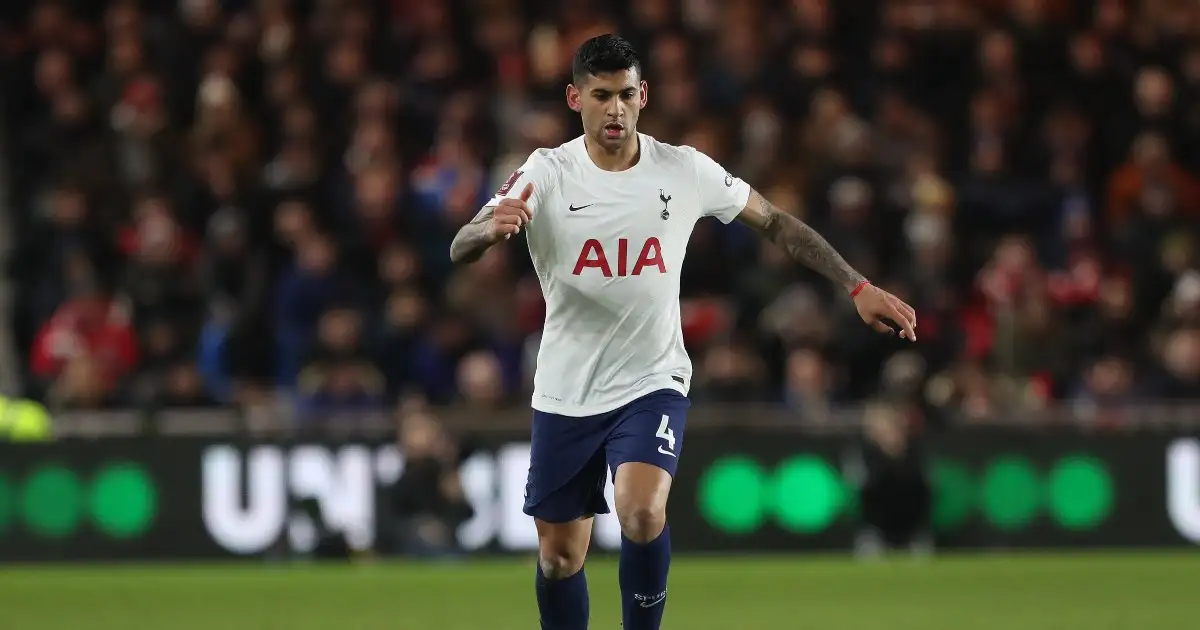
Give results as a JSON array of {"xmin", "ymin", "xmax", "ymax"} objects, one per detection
[
  {"xmin": 536, "ymin": 563, "xmax": 589, "ymax": 630},
  {"xmin": 619, "ymin": 525, "xmax": 671, "ymax": 630}
]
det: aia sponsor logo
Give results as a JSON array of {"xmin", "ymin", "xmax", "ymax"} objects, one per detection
[{"xmin": 572, "ymin": 237, "xmax": 666, "ymax": 277}]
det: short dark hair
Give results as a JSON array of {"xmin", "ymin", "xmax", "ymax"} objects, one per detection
[{"xmin": 572, "ymin": 34, "xmax": 641, "ymax": 85}]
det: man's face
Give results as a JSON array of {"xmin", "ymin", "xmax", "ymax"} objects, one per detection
[{"xmin": 569, "ymin": 69, "xmax": 646, "ymax": 152}]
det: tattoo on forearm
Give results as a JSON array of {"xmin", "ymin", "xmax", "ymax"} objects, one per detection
[
  {"xmin": 753, "ymin": 191, "xmax": 866, "ymax": 291},
  {"xmin": 449, "ymin": 206, "xmax": 497, "ymax": 264}
]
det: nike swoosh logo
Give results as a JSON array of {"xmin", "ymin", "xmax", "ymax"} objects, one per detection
[
  {"xmin": 657, "ymin": 446, "xmax": 676, "ymax": 458},
  {"xmin": 568, "ymin": 204, "xmax": 593, "ymax": 212},
  {"xmin": 640, "ymin": 594, "xmax": 667, "ymax": 608}
]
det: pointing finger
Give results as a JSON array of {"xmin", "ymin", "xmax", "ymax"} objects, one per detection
[{"xmin": 518, "ymin": 182, "xmax": 535, "ymax": 202}]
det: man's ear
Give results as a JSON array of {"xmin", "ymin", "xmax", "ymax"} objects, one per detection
[{"xmin": 566, "ymin": 84, "xmax": 582, "ymax": 112}]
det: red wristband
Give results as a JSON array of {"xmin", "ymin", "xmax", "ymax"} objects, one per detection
[{"xmin": 849, "ymin": 280, "xmax": 870, "ymax": 298}]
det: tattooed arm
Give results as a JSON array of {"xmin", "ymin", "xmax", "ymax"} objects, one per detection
[
  {"xmin": 734, "ymin": 187, "xmax": 918, "ymax": 339},
  {"xmin": 449, "ymin": 206, "xmax": 499, "ymax": 264},
  {"xmin": 693, "ymin": 148, "xmax": 917, "ymax": 339},
  {"xmin": 735, "ymin": 189, "xmax": 866, "ymax": 292}
]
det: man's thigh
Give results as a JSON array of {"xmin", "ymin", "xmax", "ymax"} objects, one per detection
[
  {"xmin": 604, "ymin": 389, "xmax": 691, "ymax": 478},
  {"xmin": 524, "ymin": 409, "xmax": 613, "ymax": 523}
]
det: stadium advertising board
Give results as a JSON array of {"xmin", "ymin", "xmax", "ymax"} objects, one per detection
[{"xmin": 1, "ymin": 430, "xmax": 1199, "ymax": 561}]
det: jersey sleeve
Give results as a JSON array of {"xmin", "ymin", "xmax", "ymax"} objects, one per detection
[
  {"xmin": 692, "ymin": 148, "xmax": 752, "ymax": 224},
  {"xmin": 485, "ymin": 150, "xmax": 558, "ymax": 218}
]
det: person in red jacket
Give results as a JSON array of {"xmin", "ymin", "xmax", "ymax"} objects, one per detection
[{"xmin": 30, "ymin": 288, "xmax": 138, "ymax": 400}]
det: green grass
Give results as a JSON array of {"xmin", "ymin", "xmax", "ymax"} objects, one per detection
[{"xmin": 0, "ymin": 553, "xmax": 1197, "ymax": 629}]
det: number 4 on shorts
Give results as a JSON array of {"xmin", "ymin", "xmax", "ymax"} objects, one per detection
[{"xmin": 656, "ymin": 414, "xmax": 676, "ymax": 453}]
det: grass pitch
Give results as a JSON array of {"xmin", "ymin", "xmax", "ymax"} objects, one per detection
[{"xmin": 0, "ymin": 552, "xmax": 1196, "ymax": 629}]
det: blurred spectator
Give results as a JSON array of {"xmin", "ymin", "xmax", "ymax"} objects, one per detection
[
  {"xmin": 783, "ymin": 347, "xmax": 837, "ymax": 423},
  {"xmin": 296, "ymin": 306, "xmax": 385, "ymax": 425},
  {"xmin": 8, "ymin": 181, "xmax": 114, "ymax": 353},
  {"xmin": 30, "ymin": 286, "xmax": 137, "ymax": 405},
  {"xmin": 201, "ymin": 206, "xmax": 267, "ymax": 314},
  {"xmin": 879, "ymin": 351, "xmax": 928, "ymax": 405},
  {"xmin": 854, "ymin": 404, "xmax": 931, "ymax": 557},
  {"xmin": 373, "ymin": 286, "xmax": 429, "ymax": 395},
  {"xmin": 1107, "ymin": 132, "xmax": 1200, "ymax": 232},
  {"xmin": 1151, "ymin": 327, "xmax": 1200, "ymax": 399},
  {"xmin": 119, "ymin": 193, "xmax": 202, "ymax": 326},
  {"xmin": 694, "ymin": 339, "xmax": 769, "ymax": 404},
  {"xmin": 126, "ymin": 318, "xmax": 186, "ymax": 406},
  {"xmin": 1071, "ymin": 353, "xmax": 1137, "ymax": 427},
  {"xmin": 455, "ymin": 350, "xmax": 507, "ymax": 411},
  {"xmin": 274, "ymin": 232, "xmax": 355, "ymax": 384},
  {"xmin": 3, "ymin": 0, "xmax": 1200, "ymax": 423},
  {"xmin": 385, "ymin": 410, "xmax": 473, "ymax": 558}
]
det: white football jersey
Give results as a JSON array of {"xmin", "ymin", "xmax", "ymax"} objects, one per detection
[{"xmin": 485, "ymin": 134, "xmax": 751, "ymax": 416}]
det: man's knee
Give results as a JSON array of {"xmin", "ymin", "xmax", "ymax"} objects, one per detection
[
  {"xmin": 536, "ymin": 518, "xmax": 591, "ymax": 579},
  {"xmin": 614, "ymin": 462, "xmax": 672, "ymax": 543},
  {"xmin": 538, "ymin": 548, "xmax": 586, "ymax": 579},
  {"xmin": 616, "ymin": 502, "xmax": 666, "ymax": 543}
]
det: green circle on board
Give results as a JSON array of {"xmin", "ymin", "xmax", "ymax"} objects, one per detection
[
  {"xmin": 20, "ymin": 466, "xmax": 84, "ymax": 538},
  {"xmin": 931, "ymin": 460, "xmax": 974, "ymax": 532},
  {"xmin": 696, "ymin": 457, "xmax": 767, "ymax": 534},
  {"xmin": 772, "ymin": 456, "xmax": 844, "ymax": 533},
  {"xmin": 90, "ymin": 463, "xmax": 158, "ymax": 538},
  {"xmin": 0, "ymin": 475, "xmax": 12, "ymax": 534},
  {"xmin": 1046, "ymin": 456, "xmax": 1113, "ymax": 531},
  {"xmin": 979, "ymin": 456, "xmax": 1041, "ymax": 531}
]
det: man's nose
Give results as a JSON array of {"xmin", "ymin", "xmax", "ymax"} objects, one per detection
[{"xmin": 606, "ymin": 99, "xmax": 622, "ymax": 118}]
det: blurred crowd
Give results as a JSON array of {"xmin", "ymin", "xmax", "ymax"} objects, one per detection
[{"xmin": 2, "ymin": 0, "xmax": 1199, "ymax": 424}]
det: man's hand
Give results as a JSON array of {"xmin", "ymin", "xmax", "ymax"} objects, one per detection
[
  {"xmin": 449, "ymin": 183, "xmax": 534, "ymax": 264},
  {"xmin": 853, "ymin": 283, "xmax": 917, "ymax": 341},
  {"xmin": 488, "ymin": 183, "xmax": 534, "ymax": 241}
]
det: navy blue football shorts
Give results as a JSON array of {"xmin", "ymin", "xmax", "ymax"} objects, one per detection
[{"xmin": 523, "ymin": 389, "xmax": 690, "ymax": 523}]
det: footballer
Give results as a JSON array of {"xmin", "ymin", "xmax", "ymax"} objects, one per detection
[{"xmin": 450, "ymin": 34, "xmax": 917, "ymax": 630}]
